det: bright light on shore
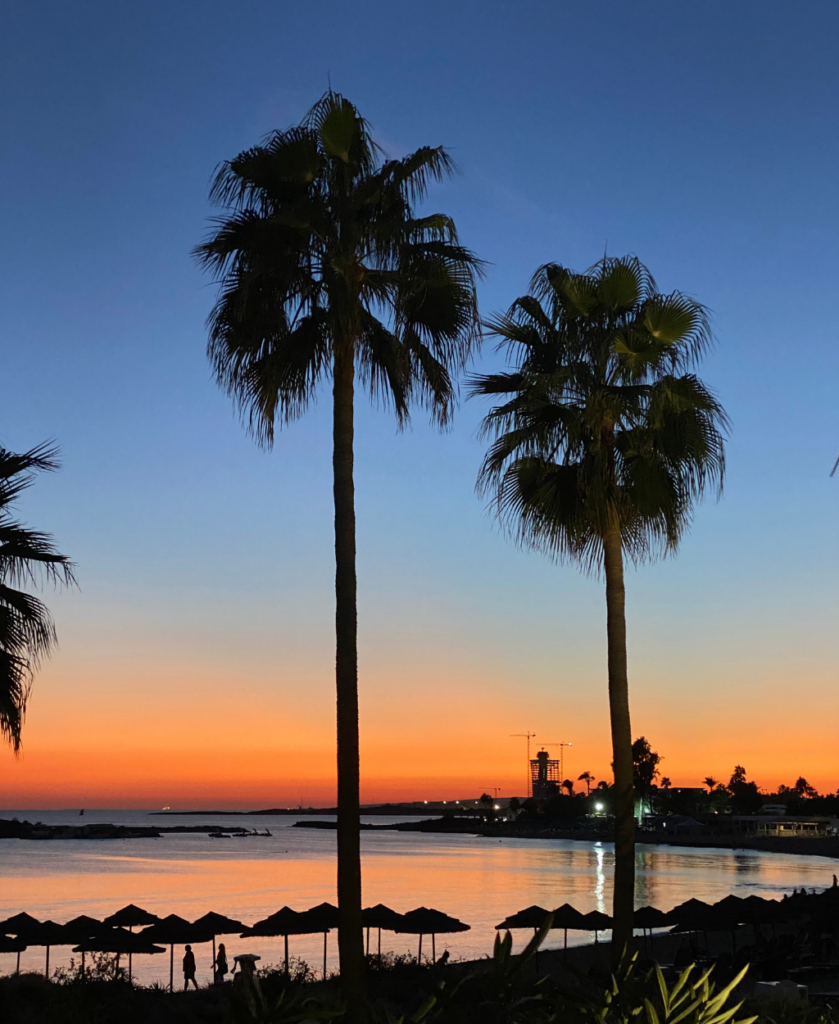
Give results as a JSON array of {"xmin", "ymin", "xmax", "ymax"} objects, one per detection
[{"xmin": 595, "ymin": 802, "xmax": 604, "ymax": 812}]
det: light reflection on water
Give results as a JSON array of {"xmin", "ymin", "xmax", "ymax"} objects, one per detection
[{"xmin": 0, "ymin": 810, "xmax": 834, "ymax": 986}]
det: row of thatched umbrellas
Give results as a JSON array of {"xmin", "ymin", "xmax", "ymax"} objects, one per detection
[
  {"xmin": 496, "ymin": 886, "xmax": 839, "ymax": 960},
  {"xmin": 4, "ymin": 887, "xmax": 835, "ymax": 986},
  {"xmin": 0, "ymin": 902, "xmax": 470, "ymax": 988}
]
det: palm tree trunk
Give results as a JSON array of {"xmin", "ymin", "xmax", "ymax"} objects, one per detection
[
  {"xmin": 603, "ymin": 518, "xmax": 635, "ymax": 967},
  {"xmin": 333, "ymin": 345, "xmax": 366, "ymax": 1020}
]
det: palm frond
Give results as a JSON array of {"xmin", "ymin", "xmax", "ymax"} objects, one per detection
[{"xmin": 0, "ymin": 444, "xmax": 75, "ymax": 751}]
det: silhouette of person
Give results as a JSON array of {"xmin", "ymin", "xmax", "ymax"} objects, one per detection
[
  {"xmin": 183, "ymin": 944, "xmax": 198, "ymax": 990},
  {"xmin": 213, "ymin": 942, "xmax": 229, "ymax": 985}
]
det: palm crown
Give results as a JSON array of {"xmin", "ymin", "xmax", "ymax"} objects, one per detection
[
  {"xmin": 0, "ymin": 443, "xmax": 75, "ymax": 750},
  {"xmin": 194, "ymin": 91, "xmax": 481, "ymax": 441},
  {"xmin": 472, "ymin": 255, "xmax": 727, "ymax": 564}
]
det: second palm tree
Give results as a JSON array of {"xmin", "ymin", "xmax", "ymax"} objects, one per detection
[{"xmin": 472, "ymin": 255, "xmax": 726, "ymax": 962}]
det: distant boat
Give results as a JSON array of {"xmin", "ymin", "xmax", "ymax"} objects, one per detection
[
  {"xmin": 79, "ymin": 809, "xmax": 84, "ymax": 816},
  {"xmin": 161, "ymin": 806, "xmax": 170, "ymax": 811}
]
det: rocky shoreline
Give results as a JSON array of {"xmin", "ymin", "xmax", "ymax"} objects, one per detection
[{"xmin": 0, "ymin": 818, "xmax": 251, "ymax": 840}]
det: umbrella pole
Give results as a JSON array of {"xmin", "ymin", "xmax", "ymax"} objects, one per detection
[
  {"xmin": 45, "ymin": 944, "xmax": 50, "ymax": 979},
  {"xmin": 16, "ymin": 949, "xmax": 21, "ymax": 974},
  {"xmin": 116, "ymin": 952, "xmax": 120, "ymax": 978},
  {"xmin": 170, "ymin": 943, "xmax": 174, "ymax": 992},
  {"xmin": 213, "ymin": 935, "xmax": 216, "ymax": 982},
  {"xmin": 128, "ymin": 951, "xmax": 133, "ymax": 984},
  {"xmin": 432, "ymin": 934, "xmax": 436, "ymax": 963},
  {"xmin": 81, "ymin": 950, "xmax": 85, "ymax": 978},
  {"xmin": 378, "ymin": 927, "xmax": 381, "ymax": 963},
  {"xmin": 284, "ymin": 934, "xmax": 289, "ymax": 974},
  {"xmin": 323, "ymin": 932, "xmax": 327, "ymax": 979},
  {"xmin": 418, "ymin": 934, "xmax": 422, "ymax": 962},
  {"xmin": 564, "ymin": 928, "xmax": 568, "ymax": 964},
  {"xmin": 366, "ymin": 926, "xmax": 370, "ymax": 956}
]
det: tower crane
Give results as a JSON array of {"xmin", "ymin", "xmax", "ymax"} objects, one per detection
[{"xmin": 510, "ymin": 733, "xmax": 536, "ymax": 797}]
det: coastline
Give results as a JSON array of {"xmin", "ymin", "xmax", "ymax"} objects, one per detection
[{"xmin": 294, "ymin": 816, "xmax": 839, "ymax": 860}]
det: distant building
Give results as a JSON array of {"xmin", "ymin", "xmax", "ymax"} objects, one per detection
[
  {"xmin": 531, "ymin": 750, "xmax": 560, "ymax": 800},
  {"xmin": 731, "ymin": 816, "xmax": 832, "ymax": 837}
]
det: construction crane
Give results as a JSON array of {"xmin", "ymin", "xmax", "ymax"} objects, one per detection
[{"xmin": 510, "ymin": 733, "xmax": 536, "ymax": 797}]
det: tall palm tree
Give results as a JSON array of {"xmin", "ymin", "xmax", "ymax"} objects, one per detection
[
  {"xmin": 703, "ymin": 775, "xmax": 719, "ymax": 794},
  {"xmin": 471, "ymin": 255, "xmax": 727, "ymax": 962},
  {"xmin": 194, "ymin": 92, "xmax": 480, "ymax": 1018},
  {"xmin": 0, "ymin": 443, "xmax": 75, "ymax": 750}
]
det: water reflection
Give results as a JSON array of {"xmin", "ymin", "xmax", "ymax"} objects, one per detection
[{"xmin": 594, "ymin": 843, "xmax": 607, "ymax": 913}]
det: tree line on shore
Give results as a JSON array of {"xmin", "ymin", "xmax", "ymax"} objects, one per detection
[{"xmin": 2, "ymin": 91, "xmax": 731, "ymax": 1019}]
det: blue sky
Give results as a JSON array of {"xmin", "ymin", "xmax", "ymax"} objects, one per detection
[{"xmin": 1, "ymin": 1, "xmax": 837, "ymax": 804}]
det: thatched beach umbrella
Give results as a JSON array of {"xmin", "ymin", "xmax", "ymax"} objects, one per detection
[
  {"xmin": 74, "ymin": 927, "xmax": 165, "ymax": 981},
  {"xmin": 0, "ymin": 912, "xmax": 41, "ymax": 932},
  {"xmin": 141, "ymin": 914, "xmax": 213, "ymax": 991},
  {"xmin": 395, "ymin": 907, "xmax": 470, "ymax": 963},
  {"xmin": 63, "ymin": 916, "xmax": 105, "ymax": 976},
  {"xmin": 16, "ymin": 920, "xmax": 68, "ymax": 978},
  {"xmin": 104, "ymin": 904, "xmax": 160, "ymax": 929},
  {"xmin": 302, "ymin": 903, "xmax": 340, "ymax": 979},
  {"xmin": 0, "ymin": 914, "xmax": 40, "ymax": 975},
  {"xmin": 668, "ymin": 898, "xmax": 711, "ymax": 923},
  {"xmin": 363, "ymin": 904, "xmax": 405, "ymax": 960},
  {"xmin": 496, "ymin": 906, "xmax": 553, "ymax": 970},
  {"xmin": 193, "ymin": 912, "xmax": 247, "ymax": 978},
  {"xmin": 0, "ymin": 934, "xmax": 27, "ymax": 974},
  {"xmin": 496, "ymin": 906, "xmax": 552, "ymax": 931},
  {"xmin": 582, "ymin": 910, "xmax": 612, "ymax": 945},
  {"xmin": 64, "ymin": 915, "xmax": 104, "ymax": 939},
  {"xmin": 551, "ymin": 904, "xmax": 588, "ymax": 961},
  {"xmin": 633, "ymin": 906, "xmax": 670, "ymax": 955},
  {"xmin": 241, "ymin": 907, "xmax": 314, "ymax": 974},
  {"xmin": 104, "ymin": 905, "xmax": 161, "ymax": 981}
]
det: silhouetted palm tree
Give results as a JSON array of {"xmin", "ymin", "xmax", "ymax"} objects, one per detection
[
  {"xmin": 578, "ymin": 771, "xmax": 595, "ymax": 795},
  {"xmin": 703, "ymin": 776, "xmax": 719, "ymax": 794},
  {"xmin": 562, "ymin": 778, "xmax": 575, "ymax": 796},
  {"xmin": 194, "ymin": 92, "xmax": 480, "ymax": 1018},
  {"xmin": 660, "ymin": 777, "xmax": 672, "ymax": 790},
  {"xmin": 471, "ymin": 255, "xmax": 727, "ymax": 962},
  {"xmin": 0, "ymin": 443, "xmax": 75, "ymax": 750}
]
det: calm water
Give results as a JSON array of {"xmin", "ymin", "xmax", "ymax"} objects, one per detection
[{"xmin": 1, "ymin": 809, "xmax": 835, "ymax": 986}]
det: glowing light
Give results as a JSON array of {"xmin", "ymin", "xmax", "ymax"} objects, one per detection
[{"xmin": 595, "ymin": 802, "xmax": 604, "ymax": 811}]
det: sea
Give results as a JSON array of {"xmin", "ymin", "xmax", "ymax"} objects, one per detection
[{"xmin": 1, "ymin": 809, "xmax": 834, "ymax": 986}]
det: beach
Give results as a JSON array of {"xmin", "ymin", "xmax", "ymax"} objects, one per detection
[{"xmin": 2, "ymin": 809, "xmax": 837, "ymax": 988}]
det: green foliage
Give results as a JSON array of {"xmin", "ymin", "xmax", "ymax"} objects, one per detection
[
  {"xmin": 224, "ymin": 971, "xmax": 341, "ymax": 1023},
  {"xmin": 549, "ymin": 955, "xmax": 756, "ymax": 1024}
]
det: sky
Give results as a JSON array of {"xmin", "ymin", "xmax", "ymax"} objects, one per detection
[{"xmin": 0, "ymin": 1, "xmax": 837, "ymax": 808}]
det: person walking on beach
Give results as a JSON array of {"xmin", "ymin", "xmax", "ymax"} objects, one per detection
[
  {"xmin": 213, "ymin": 942, "xmax": 229, "ymax": 985},
  {"xmin": 183, "ymin": 944, "xmax": 198, "ymax": 990}
]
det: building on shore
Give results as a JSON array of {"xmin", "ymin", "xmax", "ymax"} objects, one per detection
[{"xmin": 530, "ymin": 750, "xmax": 561, "ymax": 800}]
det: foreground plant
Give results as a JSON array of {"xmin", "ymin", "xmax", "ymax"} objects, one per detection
[
  {"xmin": 472, "ymin": 256, "xmax": 727, "ymax": 959},
  {"xmin": 195, "ymin": 91, "xmax": 481, "ymax": 1020},
  {"xmin": 0, "ymin": 443, "xmax": 75, "ymax": 750}
]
